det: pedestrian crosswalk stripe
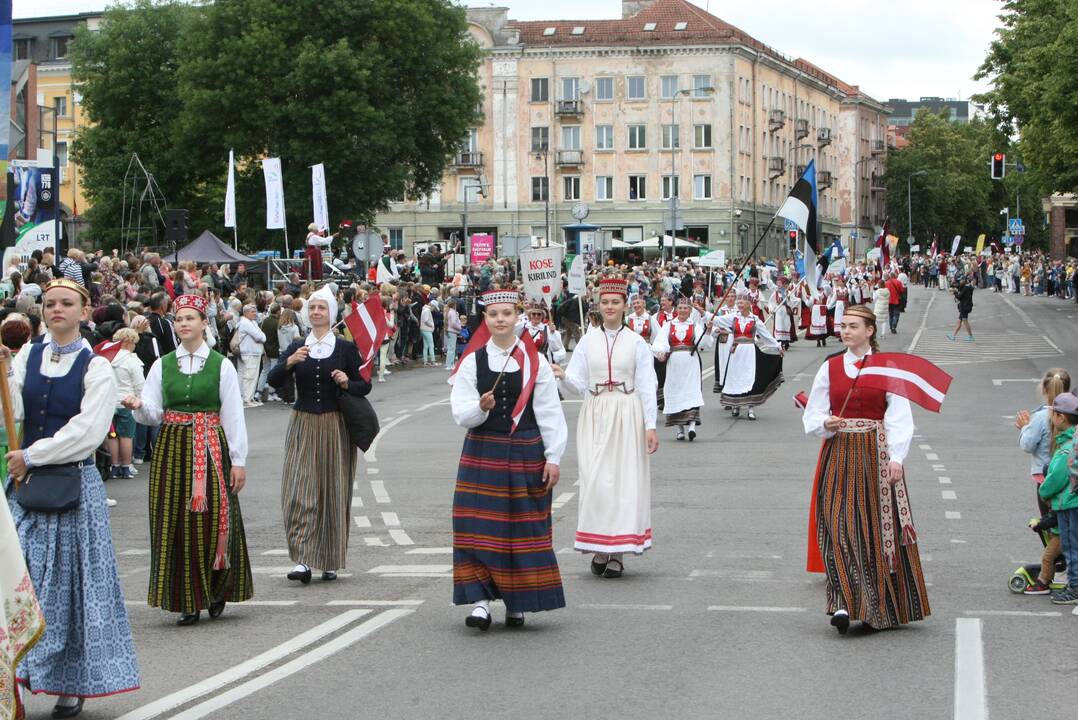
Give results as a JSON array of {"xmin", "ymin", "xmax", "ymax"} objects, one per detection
[{"xmin": 913, "ymin": 330, "xmax": 1062, "ymax": 366}]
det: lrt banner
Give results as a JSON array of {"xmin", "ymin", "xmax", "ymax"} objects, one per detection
[
  {"xmin": 520, "ymin": 246, "xmax": 565, "ymax": 308},
  {"xmin": 1, "ymin": 158, "xmax": 59, "ymax": 272}
]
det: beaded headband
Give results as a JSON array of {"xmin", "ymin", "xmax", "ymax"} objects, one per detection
[
  {"xmin": 481, "ymin": 290, "xmax": 520, "ymax": 307},
  {"xmin": 42, "ymin": 278, "xmax": 90, "ymax": 303},
  {"xmin": 598, "ymin": 277, "xmax": 628, "ymax": 297},
  {"xmin": 174, "ymin": 294, "xmax": 209, "ymax": 316}
]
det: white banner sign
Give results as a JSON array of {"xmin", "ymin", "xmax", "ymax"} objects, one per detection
[
  {"xmin": 567, "ymin": 254, "xmax": 586, "ymax": 295},
  {"xmin": 262, "ymin": 157, "xmax": 286, "ymax": 230},
  {"xmin": 695, "ymin": 249, "xmax": 726, "ymax": 268},
  {"xmin": 950, "ymin": 234, "xmax": 961, "ymax": 256},
  {"xmin": 910, "ymin": 244, "xmax": 920, "ymax": 253},
  {"xmin": 311, "ymin": 162, "xmax": 329, "ymax": 231},
  {"xmin": 520, "ymin": 246, "xmax": 565, "ymax": 307},
  {"xmin": 224, "ymin": 149, "xmax": 236, "ymax": 228}
]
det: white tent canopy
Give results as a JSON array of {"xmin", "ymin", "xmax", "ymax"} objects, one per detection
[{"xmin": 611, "ymin": 234, "xmax": 705, "ymax": 249}]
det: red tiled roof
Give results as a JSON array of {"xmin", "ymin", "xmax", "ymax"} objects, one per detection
[{"xmin": 505, "ymin": 0, "xmax": 846, "ymax": 91}]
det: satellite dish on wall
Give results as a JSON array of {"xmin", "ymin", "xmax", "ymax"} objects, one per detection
[{"xmin": 579, "ymin": 79, "xmax": 592, "ymax": 95}]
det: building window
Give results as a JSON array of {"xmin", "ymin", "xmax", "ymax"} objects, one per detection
[
  {"xmin": 693, "ymin": 75, "xmax": 712, "ymax": 97},
  {"xmin": 693, "ymin": 174, "xmax": 712, "ymax": 200},
  {"xmin": 694, "ymin": 124, "xmax": 712, "ymax": 149},
  {"xmin": 54, "ymin": 95, "xmax": 68, "ymax": 118},
  {"xmin": 595, "ymin": 125, "xmax": 614, "ymax": 150},
  {"xmin": 14, "ymin": 38, "xmax": 32, "ymax": 61},
  {"xmin": 460, "ymin": 179, "xmax": 483, "ymax": 203},
  {"xmin": 531, "ymin": 126, "xmax": 549, "ymax": 152},
  {"xmin": 531, "ymin": 176, "xmax": 549, "ymax": 202},
  {"xmin": 562, "ymin": 77, "xmax": 580, "ymax": 101},
  {"xmin": 661, "ymin": 124, "xmax": 679, "ymax": 150},
  {"xmin": 628, "ymin": 175, "xmax": 647, "ymax": 201},
  {"xmin": 661, "ymin": 175, "xmax": 679, "ymax": 201},
  {"xmin": 463, "ymin": 127, "xmax": 478, "ymax": 153},
  {"xmin": 627, "ymin": 124, "xmax": 646, "ymax": 150},
  {"xmin": 388, "ymin": 227, "xmax": 404, "ymax": 251},
  {"xmin": 563, "ymin": 176, "xmax": 581, "ymax": 201},
  {"xmin": 627, "ymin": 75, "xmax": 646, "ymax": 101},
  {"xmin": 595, "ymin": 77, "xmax": 614, "ymax": 101},
  {"xmin": 49, "ymin": 36, "xmax": 71, "ymax": 60},
  {"xmin": 561, "ymin": 125, "xmax": 581, "ymax": 151},
  {"xmin": 660, "ymin": 75, "xmax": 679, "ymax": 99},
  {"xmin": 55, "ymin": 141, "xmax": 69, "ymax": 182},
  {"xmin": 596, "ymin": 176, "xmax": 614, "ymax": 201},
  {"xmin": 531, "ymin": 77, "xmax": 549, "ymax": 103}
]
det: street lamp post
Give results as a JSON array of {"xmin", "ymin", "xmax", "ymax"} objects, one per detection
[
  {"xmin": 851, "ymin": 156, "xmax": 876, "ymax": 258},
  {"xmin": 666, "ymin": 85, "xmax": 714, "ymax": 264},
  {"xmin": 907, "ymin": 170, "xmax": 927, "ymax": 246}
]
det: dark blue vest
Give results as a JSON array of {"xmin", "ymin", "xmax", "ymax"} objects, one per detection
[
  {"xmin": 474, "ymin": 346, "xmax": 538, "ymax": 433},
  {"xmin": 22, "ymin": 343, "xmax": 92, "ymax": 448}
]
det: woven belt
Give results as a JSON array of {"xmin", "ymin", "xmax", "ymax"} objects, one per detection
[
  {"xmin": 838, "ymin": 418, "xmax": 916, "ymax": 573},
  {"xmin": 164, "ymin": 409, "xmax": 230, "ymax": 570},
  {"xmin": 589, "ymin": 380, "xmax": 635, "ymax": 396},
  {"xmin": 669, "ymin": 346, "xmax": 694, "ymax": 353}
]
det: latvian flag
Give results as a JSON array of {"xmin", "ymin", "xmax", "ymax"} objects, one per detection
[
  {"xmin": 875, "ymin": 220, "xmax": 890, "ymax": 272},
  {"xmin": 448, "ymin": 325, "xmax": 541, "ymax": 433},
  {"xmin": 343, "ymin": 295, "xmax": 389, "ymax": 381},
  {"xmin": 930, "ymin": 235, "xmax": 938, "ymax": 258},
  {"xmin": 857, "ymin": 352, "xmax": 953, "ymax": 413},
  {"xmin": 777, "ymin": 160, "xmax": 820, "ymax": 292}
]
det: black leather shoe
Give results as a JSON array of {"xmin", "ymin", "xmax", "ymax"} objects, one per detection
[
  {"xmin": 465, "ymin": 608, "xmax": 492, "ymax": 631},
  {"xmin": 590, "ymin": 557, "xmax": 608, "ymax": 576},
  {"xmin": 321, "ymin": 571, "xmax": 337, "ymax": 582},
  {"xmin": 176, "ymin": 612, "xmax": 200, "ymax": 626},
  {"xmin": 287, "ymin": 567, "xmax": 312, "ymax": 585},
  {"xmin": 505, "ymin": 613, "xmax": 525, "ymax": 628},
  {"xmin": 52, "ymin": 698, "xmax": 84, "ymax": 719},
  {"xmin": 208, "ymin": 601, "xmax": 226, "ymax": 619},
  {"xmin": 830, "ymin": 611, "xmax": 850, "ymax": 635},
  {"xmin": 602, "ymin": 559, "xmax": 624, "ymax": 579},
  {"xmin": 688, "ymin": 429, "xmax": 696, "ymax": 442}
]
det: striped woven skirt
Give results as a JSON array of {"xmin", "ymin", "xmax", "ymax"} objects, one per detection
[
  {"xmin": 664, "ymin": 408, "xmax": 701, "ymax": 427},
  {"xmin": 815, "ymin": 421, "xmax": 930, "ymax": 629},
  {"xmin": 148, "ymin": 422, "xmax": 253, "ymax": 614},
  {"xmin": 281, "ymin": 410, "xmax": 357, "ymax": 571},
  {"xmin": 453, "ymin": 427, "xmax": 565, "ymax": 613}
]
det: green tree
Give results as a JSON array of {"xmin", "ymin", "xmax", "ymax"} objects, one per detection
[
  {"xmin": 975, "ymin": 0, "xmax": 1078, "ymax": 193},
  {"xmin": 72, "ymin": 0, "xmax": 482, "ymax": 252}
]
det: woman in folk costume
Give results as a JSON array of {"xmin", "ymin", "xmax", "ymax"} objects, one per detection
[
  {"xmin": 806, "ymin": 284, "xmax": 832, "ymax": 347},
  {"xmin": 449, "ymin": 289, "xmax": 567, "ymax": 630},
  {"xmin": 626, "ymin": 295, "xmax": 653, "ymax": 340},
  {"xmin": 517, "ymin": 303, "xmax": 566, "ymax": 366},
  {"xmin": 304, "ymin": 223, "xmax": 331, "ymax": 281},
  {"xmin": 746, "ymin": 276, "xmax": 767, "ymax": 321},
  {"xmin": 831, "ymin": 282, "xmax": 850, "ymax": 338},
  {"xmin": 126, "ymin": 293, "xmax": 253, "ymax": 627},
  {"xmin": 4, "ymin": 279, "xmax": 139, "ymax": 717},
  {"xmin": 650, "ymin": 293, "xmax": 676, "ymax": 412},
  {"xmin": 770, "ymin": 276, "xmax": 797, "ymax": 350},
  {"xmin": 802, "ymin": 305, "xmax": 927, "ymax": 634},
  {"xmin": 268, "ymin": 286, "xmax": 370, "ymax": 585},
  {"xmin": 711, "ymin": 293, "xmax": 738, "ymax": 400},
  {"xmin": 651, "ymin": 296, "xmax": 713, "ymax": 441},
  {"xmin": 1, "ymin": 490, "xmax": 45, "ymax": 720},
  {"xmin": 556, "ymin": 277, "xmax": 659, "ymax": 578},
  {"xmin": 714, "ymin": 294, "xmax": 784, "ymax": 421},
  {"xmin": 795, "ymin": 274, "xmax": 813, "ymax": 332}
]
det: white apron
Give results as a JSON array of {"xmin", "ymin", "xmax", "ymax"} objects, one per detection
[
  {"xmin": 722, "ymin": 315, "xmax": 758, "ymax": 395},
  {"xmin": 575, "ymin": 331, "xmax": 652, "ymax": 555},
  {"xmin": 661, "ymin": 322, "xmax": 706, "ymax": 416}
]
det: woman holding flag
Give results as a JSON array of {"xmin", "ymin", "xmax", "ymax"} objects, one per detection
[
  {"xmin": 802, "ymin": 304, "xmax": 948, "ymax": 634},
  {"xmin": 449, "ymin": 289, "xmax": 567, "ymax": 630},
  {"xmin": 268, "ymin": 286, "xmax": 370, "ymax": 585}
]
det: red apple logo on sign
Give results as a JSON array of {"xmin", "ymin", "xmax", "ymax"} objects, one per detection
[{"xmin": 542, "ymin": 285, "xmax": 551, "ymax": 294}]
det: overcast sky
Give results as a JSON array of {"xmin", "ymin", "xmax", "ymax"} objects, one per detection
[{"xmin": 17, "ymin": 0, "xmax": 1004, "ymax": 102}]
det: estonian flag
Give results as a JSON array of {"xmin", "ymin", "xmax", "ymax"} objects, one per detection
[{"xmin": 777, "ymin": 160, "xmax": 819, "ymax": 291}]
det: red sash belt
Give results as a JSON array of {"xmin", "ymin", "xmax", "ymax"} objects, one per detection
[{"xmin": 164, "ymin": 409, "xmax": 230, "ymax": 570}]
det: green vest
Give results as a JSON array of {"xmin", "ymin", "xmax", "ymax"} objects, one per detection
[{"xmin": 161, "ymin": 350, "xmax": 224, "ymax": 412}]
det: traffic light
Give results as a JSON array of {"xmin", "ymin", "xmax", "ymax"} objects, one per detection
[
  {"xmin": 991, "ymin": 153, "xmax": 1006, "ymax": 180},
  {"xmin": 788, "ymin": 229, "xmax": 798, "ymax": 251}
]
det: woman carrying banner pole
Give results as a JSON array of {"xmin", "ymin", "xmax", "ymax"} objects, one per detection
[
  {"xmin": 449, "ymin": 289, "xmax": 567, "ymax": 630},
  {"xmin": 801, "ymin": 304, "xmax": 928, "ymax": 634}
]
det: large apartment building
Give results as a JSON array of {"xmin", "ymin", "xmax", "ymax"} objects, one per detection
[{"xmin": 374, "ymin": 0, "xmax": 891, "ymax": 259}]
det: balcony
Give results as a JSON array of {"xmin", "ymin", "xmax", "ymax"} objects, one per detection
[
  {"xmin": 768, "ymin": 109, "xmax": 786, "ymax": 131},
  {"xmin": 795, "ymin": 118, "xmax": 809, "ymax": 140},
  {"xmin": 817, "ymin": 170, "xmax": 832, "ymax": 189},
  {"xmin": 871, "ymin": 139, "xmax": 886, "ymax": 154},
  {"xmin": 452, "ymin": 151, "xmax": 484, "ymax": 168},
  {"xmin": 768, "ymin": 156, "xmax": 786, "ymax": 178},
  {"xmin": 870, "ymin": 174, "xmax": 886, "ymax": 193},
  {"xmin": 817, "ymin": 127, "xmax": 832, "ymax": 147},
  {"xmin": 555, "ymin": 99, "xmax": 583, "ymax": 117},
  {"xmin": 555, "ymin": 150, "xmax": 584, "ymax": 167}
]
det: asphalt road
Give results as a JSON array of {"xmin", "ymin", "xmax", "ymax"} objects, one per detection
[{"xmin": 21, "ymin": 283, "xmax": 1078, "ymax": 720}]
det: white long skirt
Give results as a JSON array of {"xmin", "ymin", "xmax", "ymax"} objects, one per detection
[
  {"xmin": 575, "ymin": 391, "xmax": 652, "ymax": 555},
  {"xmin": 662, "ymin": 350, "xmax": 704, "ymax": 416}
]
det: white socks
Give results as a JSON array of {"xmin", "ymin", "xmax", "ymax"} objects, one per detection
[
  {"xmin": 471, "ymin": 600, "xmax": 491, "ymax": 618},
  {"xmin": 292, "ymin": 564, "xmax": 309, "ymax": 574},
  {"xmin": 688, "ymin": 422, "xmax": 697, "ymax": 432}
]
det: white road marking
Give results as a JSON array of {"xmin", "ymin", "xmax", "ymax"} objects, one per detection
[
  {"xmin": 946, "ymin": 511, "xmax": 962, "ymax": 520},
  {"xmin": 170, "ymin": 610, "xmax": 413, "ymax": 720},
  {"xmin": 249, "ymin": 568, "xmax": 353, "ymax": 577},
  {"xmin": 951, "ymin": 539, "xmax": 967, "ymax": 544},
  {"xmin": 118, "ymin": 566, "xmax": 150, "ymax": 579},
  {"xmin": 964, "ymin": 610, "xmax": 1061, "ymax": 617},
  {"xmin": 707, "ymin": 605, "xmax": 806, "ymax": 613},
  {"xmin": 367, "ymin": 467, "xmax": 379, "ymax": 474},
  {"xmin": 119, "ymin": 549, "xmax": 150, "ymax": 556},
  {"xmin": 942, "ymin": 490, "xmax": 957, "ymax": 500},
  {"xmin": 953, "ymin": 618, "xmax": 988, "ymax": 720},
  {"xmin": 579, "ymin": 603, "xmax": 673, "ymax": 611},
  {"xmin": 242, "ymin": 601, "xmax": 300, "ymax": 607},
  {"xmin": 351, "ymin": 497, "xmax": 364, "ymax": 508},
  {"xmin": 381, "ymin": 511, "xmax": 400, "ymax": 527},
  {"xmin": 406, "ymin": 547, "xmax": 453, "ymax": 554},
  {"xmin": 552, "ymin": 492, "xmax": 575, "ymax": 509},
  {"xmin": 388, "ymin": 529, "xmax": 415, "ymax": 546},
  {"xmin": 371, "ymin": 480, "xmax": 391, "ymax": 504},
  {"xmin": 918, "ymin": 444, "xmax": 932, "ymax": 450},
  {"xmin": 932, "ymin": 464, "xmax": 947, "ymax": 471},
  {"xmin": 325, "ymin": 599, "xmax": 425, "ymax": 607},
  {"xmin": 1042, "ymin": 334, "xmax": 1063, "ymax": 353},
  {"xmin": 353, "ymin": 516, "xmax": 371, "ymax": 528},
  {"xmin": 992, "ymin": 378, "xmax": 1040, "ymax": 386},
  {"xmin": 368, "ymin": 564, "xmax": 452, "ymax": 575},
  {"xmin": 261, "ymin": 549, "xmax": 290, "ymax": 556},
  {"xmin": 414, "ymin": 398, "xmax": 451, "ymax": 412},
  {"xmin": 906, "ymin": 291, "xmax": 935, "ymax": 353},
  {"xmin": 690, "ymin": 569, "xmax": 775, "ymax": 580},
  {"xmin": 364, "ymin": 413, "xmax": 411, "ymax": 462},
  {"xmin": 353, "ymin": 481, "xmax": 361, "ymax": 492},
  {"xmin": 939, "ymin": 477, "xmax": 952, "ymax": 484},
  {"xmin": 114, "ymin": 610, "xmax": 373, "ymax": 720},
  {"xmin": 363, "ymin": 537, "xmax": 390, "ymax": 547},
  {"xmin": 925, "ymin": 453, "xmax": 939, "ymax": 460},
  {"xmin": 1000, "ymin": 292, "xmax": 1036, "ymax": 327}
]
